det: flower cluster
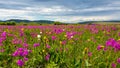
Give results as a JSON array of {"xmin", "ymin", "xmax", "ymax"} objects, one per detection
[
  {"xmin": 12, "ymin": 47, "xmax": 31, "ymax": 67},
  {"xmin": 0, "ymin": 31, "xmax": 7, "ymax": 43},
  {"xmin": 12, "ymin": 48, "xmax": 30, "ymax": 57},
  {"xmin": 106, "ymin": 38, "xmax": 120, "ymax": 51}
]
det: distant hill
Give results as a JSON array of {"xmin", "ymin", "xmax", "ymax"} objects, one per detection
[
  {"xmin": 1, "ymin": 19, "xmax": 120, "ymax": 24},
  {"xmin": 0, "ymin": 19, "xmax": 55, "ymax": 24},
  {"xmin": 78, "ymin": 20, "xmax": 120, "ymax": 24}
]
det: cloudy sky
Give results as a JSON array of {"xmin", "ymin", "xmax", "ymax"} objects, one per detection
[{"xmin": 0, "ymin": 0, "xmax": 120, "ymax": 23}]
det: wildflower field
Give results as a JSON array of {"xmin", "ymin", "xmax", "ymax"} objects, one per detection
[{"xmin": 0, "ymin": 24, "xmax": 120, "ymax": 68}]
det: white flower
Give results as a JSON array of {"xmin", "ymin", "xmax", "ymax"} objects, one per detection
[
  {"xmin": 37, "ymin": 35, "xmax": 41, "ymax": 38},
  {"xmin": 71, "ymin": 36, "xmax": 73, "ymax": 38},
  {"xmin": 40, "ymin": 32, "xmax": 42, "ymax": 34}
]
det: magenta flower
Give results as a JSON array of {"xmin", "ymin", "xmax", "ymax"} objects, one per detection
[
  {"xmin": 117, "ymin": 58, "xmax": 120, "ymax": 64},
  {"xmin": 45, "ymin": 54, "xmax": 50, "ymax": 61},
  {"xmin": 103, "ymin": 47, "xmax": 107, "ymax": 51},
  {"xmin": 0, "ymin": 48, "xmax": 4, "ymax": 52},
  {"xmin": 1, "ymin": 31, "xmax": 6, "ymax": 37},
  {"xmin": 66, "ymin": 32, "xmax": 76, "ymax": 39},
  {"xmin": 20, "ymin": 31, "xmax": 24, "ymax": 37},
  {"xmin": 17, "ymin": 59, "xmax": 24, "ymax": 67},
  {"xmin": 23, "ymin": 43, "xmax": 28, "ymax": 47},
  {"xmin": 106, "ymin": 38, "xmax": 116, "ymax": 47},
  {"xmin": 0, "ymin": 38, "xmax": 3, "ymax": 43},
  {"xmin": 12, "ymin": 51, "xmax": 19, "ymax": 56},
  {"xmin": 111, "ymin": 62, "xmax": 116, "ymax": 68},
  {"xmin": 97, "ymin": 45, "xmax": 104, "ymax": 50},
  {"xmin": 22, "ymin": 50, "xmax": 29, "ymax": 56},
  {"xmin": 12, "ymin": 48, "xmax": 29, "ymax": 57},
  {"xmin": 12, "ymin": 38, "xmax": 22, "ymax": 45},
  {"xmin": 105, "ymin": 38, "xmax": 120, "ymax": 51},
  {"xmin": 0, "ymin": 43, "xmax": 3, "ymax": 46},
  {"xmin": 33, "ymin": 43, "xmax": 40, "ymax": 47},
  {"xmin": 88, "ymin": 52, "xmax": 92, "ymax": 57},
  {"xmin": 61, "ymin": 40, "xmax": 66, "ymax": 45},
  {"xmin": 51, "ymin": 36, "xmax": 56, "ymax": 40},
  {"xmin": 24, "ymin": 57, "xmax": 28, "ymax": 61},
  {"xmin": 0, "ymin": 37, "xmax": 6, "ymax": 42},
  {"xmin": 46, "ymin": 44, "xmax": 51, "ymax": 49},
  {"xmin": 54, "ymin": 29, "xmax": 63, "ymax": 34}
]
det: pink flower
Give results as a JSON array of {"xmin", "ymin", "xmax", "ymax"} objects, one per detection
[
  {"xmin": 20, "ymin": 31, "xmax": 24, "ymax": 37},
  {"xmin": 45, "ymin": 54, "xmax": 50, "ymax": 61},
  {"xmin": 33, "ymin": 43, "xmax": 40, "ymax": 47},
  {"xmin": 117, "ymin": 58, "xmax": 120, "ymax": 63},
  {"xmin": 0, "ymin": 43, "xmax": 3, "ymax": 46},
  {"xmin": 1, "ymin": 31, "xmax": 6, "ymax": 37},
  {"xmin": 106, "ymin": 38, "xmax": 116, "ymax": 47},
  {"xmin": 23, "ymin": 43, "xmax": 28, "ymax": 47},
  {"xmin": 24, "ymin": 57, "xmax": 28, "ymax": 61},
  {"xmin": 0, "ymin": 38, "xmax": 3, "ymax": 43},
  {"xmin": 12, "ymin": 48, "xmax": 29, "ymax": 57},
  {"xmin": 88, "ymin": 52, "xmax": 92, "ymax": 57},
  {"xmin": 103, "ymin": 47, "xmax": 107, "ymax": 51},
  {"xmin": 97, "ymin": 45, "xmax": 104, "ymax": 50},
  {"xmin": 46, "ymin": 44, "xmax": 51, "ymax": 49},
  {"xmin": 51, "ymin": 36, "xmax": 56, "ymax": 40},
  {"xmin": 17, "ymin": 59, "xmax": 24, "ymax": 67},
  {"xmin": 111, "ymin": 62, "xmax": 116, "ymax": 68},
  {"xmin": 12, "ymin": 51, "xmax": 19, "ymax": 56},
  {"xmin": 0, "ymin": 48, "xmax": 4, "ymax": 52},
  {"xmin": 61, "ymin": 40, "xmax": 66, "ymax": 45},
  {"xmin": 22, "ymin": 50, "xmax": 29, "ymax": 56}
]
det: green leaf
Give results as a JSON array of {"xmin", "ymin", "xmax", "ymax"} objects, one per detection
[
  {"xmin": 98, "ymin": 62, "xmax": 106, "ymax": 68},
  {"xmin": 46, "ymin": 62, "xmax": 58, "ymax": 68},
  {"xmin": 85, "ymin": 59, "xmax": 92, "ymax": 67}
]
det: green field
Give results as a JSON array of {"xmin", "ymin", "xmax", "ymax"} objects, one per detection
[{"xmin": 0, "ymin": 24, "xmax": 120, "ymax": 68}]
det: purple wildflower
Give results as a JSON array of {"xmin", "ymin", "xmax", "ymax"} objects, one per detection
[
  {"xmin": 97, "ymin": 45, "xmax": 104, "ymax": 50},
  {"xmin": 0, "ymin": 43, "xmax": 3, "ymax": 46},
  {"xmin": 106, "ymin": 38, "xmax": 116, "ymax": 47},
  {"xmin": 22, "ymin": 49, "xmax": 29, "ymax": 56},
  {"xmin": 17, "ymin": 59, "xmax": 24, "ymax": 67},
  {"xmin": 61, "ymin": 40, "xmax": 66, "ymax": 45},
  {"xmin": 0, "ymin": 48, "xmax": 4, "ymax": 52},
  {"xmin": 45, "ymin": 54, "xmax": 50, "ymax": 61},
  {"xmin": 12, "ymin": 48, "xmax": 29, "ymax": 57},
  {"xmin": 24, "ymin": 57, "xmax": 28, "ymax": 61},
  {"xmin": 46, "ymin": 44, "xmax": 51, "ymax": 49},
  {"xmin": 117, "ymin": 58, "xmax": 120, "ymax": 64},
  {"xmin": 111, "ymin": 62, "xmax": 116, "ymax": 68},
  {"xmin": 12, "ymin": 51, "xmax": 19, "ymax": 56},
  {"xmin": 1, "ymin": 31, "xmax": 6, "ymax": 37},
  {"xmin": 51, "ymin": 36, "xmax": 56, "ymax": 40},
  {"xmin": 88, "ymin": 52, "xmax": 92, "ymax": 57},
  {"xmin": 33, "ymin": 43, "xmax": 40, "ymax": 47},
  {"xmin": 23, "ymin": 43, "xmax": 28, "ymax": 47}
]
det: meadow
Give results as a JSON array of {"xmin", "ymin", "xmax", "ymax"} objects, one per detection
[{"xmin": 0, "ymin": 24, "xmax": 120, "ymax": 68}]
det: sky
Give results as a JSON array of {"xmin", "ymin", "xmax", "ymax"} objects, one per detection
[{"xmin": 0, "ymin": 0, "xmax": 120, "ymax": 23}]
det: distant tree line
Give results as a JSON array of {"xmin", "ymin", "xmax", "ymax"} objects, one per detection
[
  {"xmin": 0, "ymin": 21, "xmax": 69, "ymax": 25},
  {"xmin": 0, "ymin": 21, "xmax": 16, "ymax": 25},
  {"xmin": 53, "ymin": 21, "xmax": 68, "ymax": 25}
]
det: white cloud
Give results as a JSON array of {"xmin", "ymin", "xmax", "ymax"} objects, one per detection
[
  {"xmin": 0, "ymin": 1, "xmax": 27, "ymax": 5},
  {"xmin": 107, "ymin": 1, "xmax": 120, "ymax": 6},
  {"xmin": 24, "ymin": 6, "xmax": 120, "ymax": 16},
  {"xmin": 0, "ymin": 9, "xmax": 35, "ymax": 20},
  {"xmin": 75, "ymin": 7, "xmax": 120, "ymax": 12},
  {"xmin": 0, "ymin": 4, "xmax": 120, "ymax": 22},
  {"xmin": 45, "ymin": 15, "xmax": 117, "ymax": 23},
  {"xmin": 24, "ymin": 6, "xmax": 73, "ymax": 14}
]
